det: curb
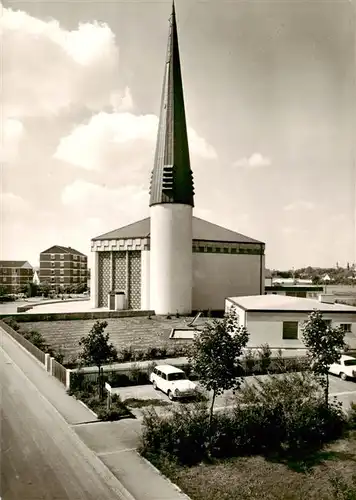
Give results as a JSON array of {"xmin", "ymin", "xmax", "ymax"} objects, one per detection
[
  {"xmin": 78, "ymin": 400, "xmax": 98, "ymax": 418},
  {"xmin": 139, "ymin": 453, "xmax": 192, "ymax": 500}
]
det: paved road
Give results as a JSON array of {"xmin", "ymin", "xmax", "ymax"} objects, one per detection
[
  {"xmin": 116, "ymin": 373, "xmax": 356, "ymax": 414},
  {"xmin": 0, "ymin": 349, "xmax": 132, "ymax": 500}
]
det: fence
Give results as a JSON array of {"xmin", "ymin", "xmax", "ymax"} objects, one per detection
[
  {"xmin": 1, "ymin": 320, "xmax": 70, "ymax": 389},
  {"xmin": 68, "ymin": 355, "xmax": 310, "ymax": 392},
  {"xmin": 0, "ymin": 320, "xmax": 46, "ymax": 365},
  {"xmin": 52, "ymin": 358, "xmax": 68, "ymax": 386}
]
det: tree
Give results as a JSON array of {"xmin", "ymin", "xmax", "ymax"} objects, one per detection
[
  {"xmin": 188, "ymin": 306, "xmax": 249, "ymax": 432},
  {"xmin": 26, "ymin": 282, "xmax": 39, "ymax": 297},
  {"xmin": 301, "ymin": 310, "xmax": 346, "ymax": 405},
  {"xmin": 78, "ymin": 321, "xmax": 118, "ymax": 398},
  {"xmin": 39, "ymin": 281, "xmax": 51, "ymax": 297}
]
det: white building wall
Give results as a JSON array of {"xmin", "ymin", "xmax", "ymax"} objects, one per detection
[
  {"xmin": 193, "ymin": 253, "xmax": 264, "ymax": 311},
  {"xmin": 141, "ymin": 250, "xmax": 150, "ymax": 310},
  {"xmin": 91, "ymin": 252, "xmax": 99, "ymax": 308},
  {"xmin": 150, "ymin": 204, "xmax": 193, "ymax": 315},
  {"xmin": 244, "ymin": 311, "xmax": 356, "ymax": 349}
]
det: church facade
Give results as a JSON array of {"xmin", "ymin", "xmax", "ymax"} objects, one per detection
[{"xmin": 90, "ymin": 3, "xmax": 265, "ymax": 314}]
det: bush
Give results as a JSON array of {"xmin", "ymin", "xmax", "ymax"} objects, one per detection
[
  {"xmin": 129, "ymin": 363, "xmax": 149, "ymax": 385},
  {"xmin": 243, "ymin": 349, "xmax": 256, "ymax": 375},
  {"xmin": 116, "ymin": 344, "xmax": 188, "ymax": 363},
  {"xmin": 257, "ymin": 343, "xmax": 272, "ymax": 374},
  {"xmin": 3, "ymin": 317, "xmax": 20, "ymax": 331},
  {"xmin": 141, "ymin": 372, "xmax": 349, "ymax": 466},
  {"xmin": 97, "ymin": 408, "xmax": 128, "ymax": 421},
  {"xmin": 348, "ymin": 402, "xmax": 356, "ymax": 430},
  {"xmin": 69, "ymin": 377, "xmax": 131, "ymax": 421},
  {"xmin": 141, "ymin": 403, "xmax": 209, "ymax": 466},
  {"xmin": 22, "ymin": 329, "xmax": 48, "ymax": 350}
]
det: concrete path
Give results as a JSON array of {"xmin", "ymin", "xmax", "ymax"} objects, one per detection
[
  {"xmin": 0, "ymin": 327, "xmax": 190, "ymax": 500},
  {"xmin": 116, "ymin": 373, "xmax": 356, "ymax": 419}
]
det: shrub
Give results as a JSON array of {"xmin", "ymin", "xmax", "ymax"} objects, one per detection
[
  {"xmin": 68, "ymin": 371, "xmax": 97, "ymax": 395},
  {"xmin": 235, "ymin": 372, "xmax": 347, "ymax": 454},
  {"xmin": 108, "ymin": 371, "xmax": 132, "ymax": 387},
  {"xmin": 257, "ymin": 343, "xmax": 272, "ymax": 374},
  {"xmin": 243, "ymin": 349, "xmax": 256, "ymax": 375},
  {"xmin": 129, "ymin": 363, "xmax": 149, "ymax": 385},
  {"xmin": 22, "ymin": 329, "xmax": 48, "ymax": 350},
  {"xmin": 141, "ymin": 372, "xmax": 349, "ymax": 466},
  {"xmin": 97, "ymin": 408, "xmax": 127, "ymax": 421},
  {"xmin": 118, "ymin": 346, "xmax": 135, "ymax": 362},
  {"xmin": 3, "ymin": 317, "xmax": 20, "ymax": 331},
  {"xmin": 348, "ymin": 402, "xmax": 356, "ymax": 430},
  {"xmin": 141, "ymin": 403, "xmax": 209, "ymax": 466}
]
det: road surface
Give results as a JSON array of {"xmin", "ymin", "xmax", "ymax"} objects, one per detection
[{"xmin": 0, "ymin": 348, "xmax": 131, "ymax": 500}]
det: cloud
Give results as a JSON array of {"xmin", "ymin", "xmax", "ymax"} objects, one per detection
[
  {"xmin": 1, "ymin": 4, "xmax": 124, "ymax": 118},
  {"xmin": 61, "ymin": 179, "xmax": 148, "ymax": 221},
  {"xmin": 0, "ymin": 118, "xmax": 24, "ymax": 163},
  {"xmin": 284, "ymin": 200, "xmax": 315, "ymax": 211},
  {"xmin": 233, "ymin": 153, "xmax": 271, "ymax": 168},
  {"xmin": 110, "ymin": 87, "xmax": 134, "ymax": 112},
  {"xmin": 1, "ymin": 192, "xmax": 30, "ymax": 221},
  {"xmin": 54, "ymin": 112, "xmax": 217, "ymax": 172},
  {"xmin": 282, "ymin": 227, "xmax": 307, "ymax": 235},
  {"xmin": 187, "ymin": 128, "xmax": 218, "ymax": 160}
]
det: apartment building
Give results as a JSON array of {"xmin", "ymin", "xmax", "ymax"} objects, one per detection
[
  {"xmin": 0, "ymin": 261, "xmax": 34, "ymax": 294},
  {"xmin": 39, "ymin": 246, "xmax": 88, "ymax": 290}
]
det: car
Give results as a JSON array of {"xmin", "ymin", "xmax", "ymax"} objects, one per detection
[
  {"xmin": 150, "ymin": 364, "xmax": 197, "ymax": 400},
  {"xmin": 328, "ymin": 355, "xmax": 356, "ymax": 381}
]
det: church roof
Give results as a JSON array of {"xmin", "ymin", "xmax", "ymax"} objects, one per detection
[
  {"xmin": 92, "ymin": 216, "xmax": 263, "ymax": 244},
  {"xmin": 149, "ymin": 1, "xmax": 194, "ymax": 207}
]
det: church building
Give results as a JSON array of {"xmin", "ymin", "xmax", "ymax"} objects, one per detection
[{"xmin": 90, "ymin": 3, "xmax": 265, "ymax": 314}]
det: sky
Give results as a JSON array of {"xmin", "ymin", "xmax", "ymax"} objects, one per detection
[{"xmin": 1, "ymin": 0, "xmax": 355, "ymax": 270}]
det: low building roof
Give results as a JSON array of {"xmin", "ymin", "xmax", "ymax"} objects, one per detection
[
  {"xmin": 0, "ymin": 260, "xmax": 33, "ymax": 269},
  {"xmin": 92, "ymin": 216, "xmax": 263, "ymax": 245},
  {"xmin": 227, "ymin": 294, "xmax": 356, "ymax": 313}
]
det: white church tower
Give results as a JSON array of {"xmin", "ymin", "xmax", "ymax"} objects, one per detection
[{"xmin": 149, "ymin": 2, "xmax": 194, "ymax": 315}]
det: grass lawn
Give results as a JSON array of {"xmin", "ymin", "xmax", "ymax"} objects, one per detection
[
  {"xmin": 153, "ymin": 432, "xmax": 356, "ymax": 500},
  {"xmin": 21, "ymin": 316, "xmax": 192, "ymax": 363}
]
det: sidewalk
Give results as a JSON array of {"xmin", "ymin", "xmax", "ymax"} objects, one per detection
[{"xmin": 0, "ymin": 326, "xmax": 191, "ymax": 500}]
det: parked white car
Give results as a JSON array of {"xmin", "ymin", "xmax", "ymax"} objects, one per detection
[
  {"xmin": 150, "ymin": 364, "xmax": 197, "ymax": 400},
  {"xmin": 328, "ymin": 355, "xmax": 356, "ymax": 381}
]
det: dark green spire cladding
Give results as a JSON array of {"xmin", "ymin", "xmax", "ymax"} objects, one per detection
[{"xmin": 149, "ymin": 2, "xmax": 194, "ymax": 207}]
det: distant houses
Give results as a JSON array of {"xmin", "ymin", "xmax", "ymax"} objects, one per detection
[
  {"xmin": 39, "ymin": 245, "xmax": 88, "ymax": 291},
  {"xmin": 0, "ymin": 260, "xmax": 34, "ymax": 294}
]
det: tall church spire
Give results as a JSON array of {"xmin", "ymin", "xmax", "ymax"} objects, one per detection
[{"xmin": 149, "ymin": 1, "xmax": 194, "ymax": 207}]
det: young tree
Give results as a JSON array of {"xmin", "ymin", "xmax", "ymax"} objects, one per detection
[
  {"xmin": 302, "ymin": 310, "xmax": 346, "ymax": 405},
  {"xmin": 78, "ymin": 321, "xmax": 118, "ymax": 398},
  {"xmin": 39, "ymin": 281, "xmax": 51, "ymax": 297},
  {"xmin": 188, "ymin": 306, "xmax": 249, "ymax": 430}
]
